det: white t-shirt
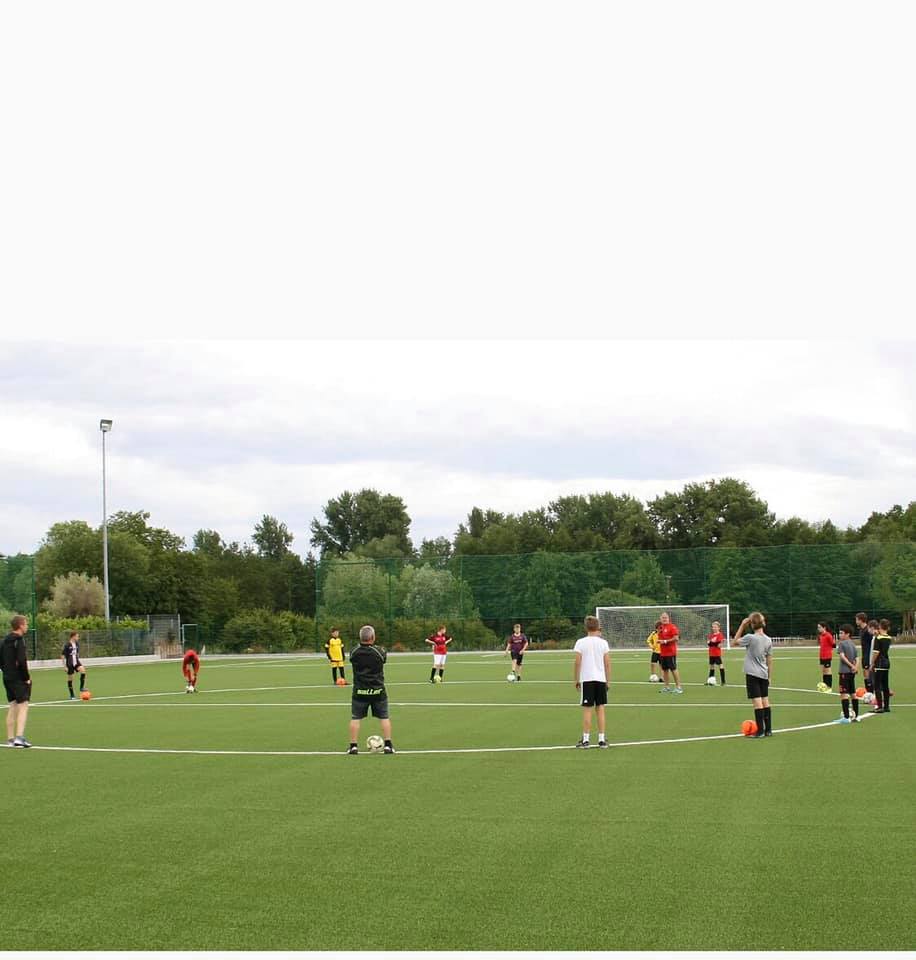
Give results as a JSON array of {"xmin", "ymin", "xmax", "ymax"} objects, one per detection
[{"xmin": 574, "ymin": 633, "xmax": 610, "ymax": 683}]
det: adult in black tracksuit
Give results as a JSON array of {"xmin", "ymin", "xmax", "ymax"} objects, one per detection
[
  {"xmin": 2, "ymin": 615, "xmax": 33, "ymax": 747},
  {"xmin": 346, "ymin": 625, "xmax": 395, "ymax": 754}
]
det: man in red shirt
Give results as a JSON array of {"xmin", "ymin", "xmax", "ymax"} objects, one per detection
[
  {"xmin": 816, "ymin": 622, "xmax": 835, "ymax": 691},
  {"xmin": 182, "ymin": 648, "xmax": 200, "ymax": 693},
  {"xmin": 657, "ymin": 612, "xmax": 683, "ymax": 694},
  {"xmin": 707, "ymin": 620, "xmax": 726, "ymax": 685}
]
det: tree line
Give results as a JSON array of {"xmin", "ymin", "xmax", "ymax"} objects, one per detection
[{"xmin": 1, "ymin": 479, "xmax": 913, "ymax": 648}]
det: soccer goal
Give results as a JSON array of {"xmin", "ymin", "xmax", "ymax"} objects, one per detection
[{"xmin": 595, "ymin": 604, "xmax": 731, "ymax": 649}]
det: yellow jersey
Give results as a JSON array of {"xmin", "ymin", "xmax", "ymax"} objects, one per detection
[
  {"xmin": 325, "ymin": 636, "xmax": 345, "ymax": 664},
  {"xmin": 646, "ymin": 631, "xmax": 660, "ymax": 654}
]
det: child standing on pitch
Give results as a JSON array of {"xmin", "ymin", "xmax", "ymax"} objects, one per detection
[
  {"xmin": 62, "ymin": 630, "xmax": 88, "ymax": 700},
  {"xmin": 647, "ymin": 620, "xmax": 662, "ymax": 682},
  {"xmin": 707, "ymin": 620, "xmax": 726, "ymax": 685},
  {"xmin": 869, "ymin": 619, "xmax": 893, "ymax": 714},
  {"xmin": 817, "ymin": 621, "xmax": 835, "ymax": 691},
  {"xmin": 855, "ymin": 613, "xmax": 874, "ymax": 695},
  {"xmin": 733, "ymin": 612, "xmax": 773, "ymax": 738},
  {"xmin": 425, "ymin": 625, "xmax": 452, "ymax": 683},
  {"xmin": 505, "ymin": 624, "xmax": 529, "ymax": 681},
  {"xmin": 324, "ymin": 628, "xmax": 347, "ymax": 685},
  {"xmin": 573, "ymin": 615, "xmax": 611, "ymax": 748},
  {"xmin": 836, "ymin": 624, "xmax": 861, "ymax": 723}
]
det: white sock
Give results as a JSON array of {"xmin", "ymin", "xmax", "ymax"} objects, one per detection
[
  {"xmin": 582, "ymin": 733, "xmax": 590, "ymax": 742},
  {"xmin": 598, "ymin": 733, "xmax": 605, "ymax": 742}
]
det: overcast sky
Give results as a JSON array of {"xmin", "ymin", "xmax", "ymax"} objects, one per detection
[
  {"xmin": 1, "ymin": 4, "xmax": 913, "ymax": 556},
  {"xmin": 1, "ymin": 339, "xmax": 913, "ymax": 557}
]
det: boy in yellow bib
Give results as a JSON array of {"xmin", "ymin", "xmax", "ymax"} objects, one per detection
[{"xmin": 325, "ymin": 628, "xmax": 347, "ymax": 685}]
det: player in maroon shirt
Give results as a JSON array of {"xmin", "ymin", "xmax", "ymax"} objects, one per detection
[{"xmin": 505, "ymin": 624, "xmax": 529, "ymax": 681}]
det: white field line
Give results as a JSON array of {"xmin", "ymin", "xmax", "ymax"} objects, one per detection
[
  {"xmin": 4, "ymin": 713, "xmax": 878, "ymax": 758},
  {"xmin": 28, "ymin": 701, "xmax": 912, "ymax": 710}
]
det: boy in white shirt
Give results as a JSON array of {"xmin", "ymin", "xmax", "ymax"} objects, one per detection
[{"xmin": 573, "ymin": 615, "xmax": 611, "ymax": 749}]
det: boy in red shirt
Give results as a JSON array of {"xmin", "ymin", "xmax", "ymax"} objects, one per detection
[
  {"xmin": 816, "ymin": 622, "xmax": 835, "ymax": 691},
  {"xmin": 182, "ymin": 648, "xmax": 200, "ymax": 693},
  {"xmin": 425, "ymin": 625, "xmax": 452, "ymax": 683},
  {"xmin": 707, "ymin": 620, "xmax": 726, "ymax": 685},
  {"xmin": 657, "ymin": 612, "xmax": 683, "ymax": 695}
]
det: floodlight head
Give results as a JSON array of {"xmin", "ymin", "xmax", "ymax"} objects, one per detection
[{"xmin": 99, "ymin": 419, "xmax": 113, "ymax": 433}]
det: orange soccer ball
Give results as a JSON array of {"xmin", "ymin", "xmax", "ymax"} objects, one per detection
[
  {"xmin": 335, "ymin": 677, "xmax": 346, "ymax": 687},
  {"xmin": 741, "ymin": 719, "xmax": 758, "ymax": 736},
  {"xmin": 80, "ymin": 691, "xmax": 92, "ymax": 701},
  {"xmin": 855, "ymin": 687, "xmax": 866, "ymax": 698}
]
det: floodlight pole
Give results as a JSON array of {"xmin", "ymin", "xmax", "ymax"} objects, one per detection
[{"xmin": 100, "ymin": 419, "xmax": 113, "ymax": 622}]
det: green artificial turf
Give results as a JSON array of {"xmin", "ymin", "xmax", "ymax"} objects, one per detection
[{"xmin": 3, "ymin": 647, "xmax": 914, "ymax": 950}]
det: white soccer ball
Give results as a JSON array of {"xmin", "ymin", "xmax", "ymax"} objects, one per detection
[
  {"xmin": 506, "ymin": 673, "xmax": 517, "ymax": 682},
  {"xmin": 861, "ymin": 692, "xmax": 875, "ymax": 704},
  {"xmin": 366, "ymin": 734, "xmax": 384, "ymax": 753},
  {"xmin": 706, "ymin": 676, "xmax": 717, "ymax": 686},
  {"xmin": 649, "ymin": 674, "xmax": 660, "ymax": 683},
  {"xmin": 186, "ymin": 684, "xmax": 193, "ymax": 693}
]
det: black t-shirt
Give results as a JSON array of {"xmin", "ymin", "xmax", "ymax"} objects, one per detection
[
  {"xmin": 872, "ymin": 633, "xmax": 891, "ymax": 670},
  {"xmin": 859, "ymin": 627, "xmax": 873, "ymax": 663},
  {"xmin": 1, "ymin": 633, "xmax": 30, "ymax": 682},
  {"xmin": 349, "ymin": 643, "xmax": 387, "ymax": 696}
]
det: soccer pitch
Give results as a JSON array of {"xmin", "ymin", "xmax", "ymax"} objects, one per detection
[{"xmin": 4, "ymin": 647, "xmax": 914, "ymax": 951}]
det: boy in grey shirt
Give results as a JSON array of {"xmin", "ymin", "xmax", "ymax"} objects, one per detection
[
  {"xmin": 836, "ymin": 625, "xmax": 861, "ymax": 723},
  {"xmin": 733, "ymin": 611, "xmax": 773, "ymax": 738}
]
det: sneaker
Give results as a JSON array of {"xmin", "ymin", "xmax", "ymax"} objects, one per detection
[
  {"xmin": 383, "ymin": 744, "xmax": 395, "ymax": 754},
  {"xmin": 752, "ymin": 731, "xmax": 765, "ymax": 739},
  {"xmin": 12, "ymin": 737, "xmax": 32, "ymax": 748},
  {"xmin": 852, "ymin": 716, "xmax": 862, "ymax": 723},
  {"xmin": 837, "ymin": 717, "xmax": 851, "ymax": 724},
  {"xmin": 575, "ymin": 740, "xmax": 590, "ymax": 749},
  {"xmin": 6, "ymin": 738, "xmax": 13, "ymax": 746},
  {"xmin": 69, "ymin": 694, "xmax": 76, "ymax": 700},
  {"xmin": 673, "ymin": 687, "xmax": 684, "ymax": 695},
  {"xmin": 659, "ymin": 687, "xmax": 671, "ymax": 693},
  {"xmin": 597, "ymin": 740, "xmax": 608, "ymax": 748},
  {"xmin": 764, "ymin": 731, "xmax": 773, "ymax": 737},
  {"xmin": 346, "ymin": 745, "xmax": 358, "ymax": 755}
]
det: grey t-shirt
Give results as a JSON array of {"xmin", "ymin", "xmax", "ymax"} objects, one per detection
[
  {"xmin": 837, "ymin": 638, "xmax": 858, "ymax": 674},
  {"xmin": 736, "ymin": 631, "xmax": 772, "ymax": 680}
]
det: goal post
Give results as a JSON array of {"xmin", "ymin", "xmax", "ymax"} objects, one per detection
[{"xmin": 595, "ymin": 604, "xmax": 731, "ymax": 649}]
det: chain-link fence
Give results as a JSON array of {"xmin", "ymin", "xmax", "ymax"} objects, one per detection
[{"xmin": 316, "ymin": 542, "xmax": 916, "ymax": 648}]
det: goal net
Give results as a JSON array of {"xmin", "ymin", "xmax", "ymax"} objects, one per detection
[{"xmin": 595, "ymin": 604, "xmax": 730, "ymax": 649}]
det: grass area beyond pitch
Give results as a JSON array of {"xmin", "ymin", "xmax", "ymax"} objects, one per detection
[{"xmin": 2, "ymin": 647, "xmax": 914, "ymax": 951}]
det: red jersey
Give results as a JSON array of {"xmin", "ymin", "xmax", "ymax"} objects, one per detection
[
  {"xmin": 658, "ymin": 623, "xmax": 679, "ymax": 657},
  {"xmin": 707, "ymin": 632, "xmax": 724, "ymax": 657},
  {"xmin": 428, "ymin": 634, "xmax": 450, "ymax": 655},
  {"xmin": 818, "ymin": 631, "xmax": 835, "ymax": 659},
  {"xmin": 182, "ymin": 650, "xmax": 200, "ymax": 668}
]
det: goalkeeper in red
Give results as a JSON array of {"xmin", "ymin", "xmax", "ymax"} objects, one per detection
[
  {"xmin": 182, "ymin": 649, "xmax": 200, "ymax": 693},
  {"xmin": 707, "ymin": 620, "xmax": 726, "ymax": 685}
]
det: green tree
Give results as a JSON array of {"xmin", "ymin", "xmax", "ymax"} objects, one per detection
[
  {"xmin": 252, "ymin": 515, "xmax": 294, "ymax": 560},
  {"xmin": 310, "ymin": 490, "xmax": 412, "ymax": 556},
  {"xmin": 318, "ymin": 560, "xmax": 391, "ymax": 619},
  {"xmin": 648, "ymin": 478, "xmax": 776, "ymax": 548},
  {"xmin": 620, "ymin": 554, "xmax": 670, "ymax": 601},
  {"xmin": 44, "ymin": 572, "xmax": 105, "ymax": 617}
]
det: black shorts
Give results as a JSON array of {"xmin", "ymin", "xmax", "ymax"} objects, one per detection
[
  {"xmin": 745, "ymin": 675, "xmax": 769, "ymax": 700},
  {"xmin": 510, "ymin": 651, "xmax": 524, "ymax": 664},
  {"xmin": 659, "ymin": 656, "xmax": 677, "ymax": 672},
  {"xmin": 650, "ymin": 651, "xmax": 661, "ymax": 663},
  {"xmin": 66, "ymin": 662, "xmax": 83, "ymax": 675},
  {"xmin": 580, "ymin": 680, "xmax": 608, "ymax": 707},
  {"xmin": 351, "ymin": 696, "xmax": 389, "ymax": 720},
  {"xmin": 820, "ymin": 658, "xmax": 832, "ymax": 668},
  {"xmin": 708, "ymin": 656, "xmax": 722, "ymax": 665},
  {"xmin": 3, "ymin": 677, "xmax": 30, "ymax": 704},
  {"xmin": 838, "ymin": 673, "xmax": 856, "ymax": 695}
]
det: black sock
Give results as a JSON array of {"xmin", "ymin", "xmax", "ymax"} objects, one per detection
[
  {"xmin": 80, "ymin": 675, "xmax": 86, "ymax": 691},
  {"xmin": 68, "ymin": 681, "xmax": 73, "ymax": 696},
  {"xmin": 384, "ymin": 739, "xmax": 392, "ymax": 746},
  {"xmin": 754, "ymin": 707, "xmax": 765, "ymax": 731},
  {"xmin": 708, "ymin": 668, "xmax": 714, "ymax": 679},
  {"xmin": 764, "ymin": 706, "xmax": 772, "ymax": 733},
  {"xmin": 720, "ymin": 668, "xmax": 726, "ymax": 684},
  {"xmin": 430, "ymin": 668, "xmax": 436, "ymax": 681},
  {"xmin": 825, "ymin": 675, "xmax": 832, "ymax": 689},
  {"xmin": 332, "ymin": 669, "xmax": 338, "ymax": 682},
  {"xmin": 842, "ymin": 699, "xmax": 849, "ymax": 718},
  {"xmin": 852, "ymin": 698, "xmax": 859, "ymax": 717},
  {"xmin": 340, "ymin": 671, "xmax": 345, "ymax": 681},
  {"xmin": 438, "ymin": 669, "xmax": 444, "ymax": 678}
]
